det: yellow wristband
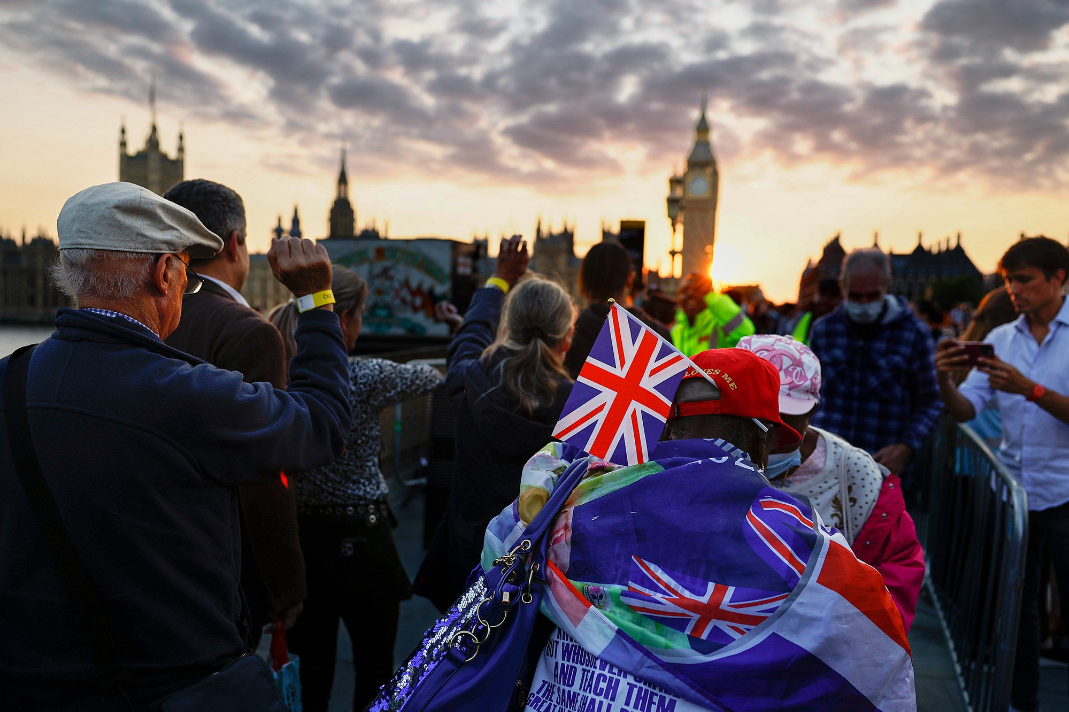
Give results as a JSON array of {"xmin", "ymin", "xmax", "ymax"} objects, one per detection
[
  {"xmin": 485, "ymin": 277, "xmax": 510, "ymax": 294},
  {"xmin": 296, "ymin": 289, "xmax": 336, "ymax": 313}
]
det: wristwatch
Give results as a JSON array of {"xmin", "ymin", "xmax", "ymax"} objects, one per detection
[{"xmin": 1027, "ymin": 383, "xmax": 1046, "ymax": 402}]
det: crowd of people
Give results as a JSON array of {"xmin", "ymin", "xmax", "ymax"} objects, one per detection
[{"xmin": 1, "ymin": 178, "xmax": 1066, "ymax": 712}]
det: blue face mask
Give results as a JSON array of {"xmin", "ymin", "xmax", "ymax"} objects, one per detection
[
  {"xmin": 765, "ymin": 449, "xmax": 802, "ymax": 479},
  {"xmin": 844, "ymin": 298, "xmax": 884, "ymax": 324}
]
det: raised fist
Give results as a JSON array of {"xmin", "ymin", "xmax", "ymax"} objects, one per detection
[{"xmin": 268, "ymin": 237, "xmax": 333, "ymax": 298}]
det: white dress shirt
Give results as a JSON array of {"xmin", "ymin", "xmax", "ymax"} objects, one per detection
[
  {"xmin": 959, "ymin": 296, "xmax": 1069, "ymax": 511},
  {"xmin": 201, "ymin": 274, "xmax": 251, "ymax": 308}
]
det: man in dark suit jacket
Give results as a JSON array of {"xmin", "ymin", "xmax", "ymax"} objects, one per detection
[{"xmin": 163, "ymin": 179, "xmax": 306, "ymax": 639}]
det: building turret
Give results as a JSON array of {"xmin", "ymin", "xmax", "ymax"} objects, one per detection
[
  {"xmin": 327, "ymin": 146, "xmax": 356, "ymax": 238},
  {"xmin": 289, "ymin": 206, "xmax": 302, "ymax": 239},
  {"xmin": 118, "ymin": 79, "xmax": 183, "ymax": 195},
  {"xmin": 272, "ymin": 215, "xmax": 285, "ymax": 240}
]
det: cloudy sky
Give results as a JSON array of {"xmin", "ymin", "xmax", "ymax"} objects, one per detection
[{"xmin": 1, "ymin": 0, "xmax": 1068, "ymax": 301}]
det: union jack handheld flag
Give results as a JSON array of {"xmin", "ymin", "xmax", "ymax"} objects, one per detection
[{"xmin": 552, "ymin": 302, "xmax": 688, "ymax": 466}]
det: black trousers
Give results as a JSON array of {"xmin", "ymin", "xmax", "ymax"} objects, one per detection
[
  {"xmin": 288, "ymin": 509, "xmax": 411, "ymax": 712},
  {"xmin": 1012, "ymin": 501, "xmax": 1069, "ymax": 712}
]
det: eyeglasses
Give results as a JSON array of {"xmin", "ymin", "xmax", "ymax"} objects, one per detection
[{"xmin": 174, "ymin": 254, "xmax": 203, "ymax": 294}]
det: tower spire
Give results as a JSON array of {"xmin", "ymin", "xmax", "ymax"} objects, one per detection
[
  {"xmin": 147, "ymin": 76, "xmax": 159, "ymax": 148},
  {"xmin": 328, "ymin": 146, "xmax": 356, "ymax": 238},
  {"xmin": 695, "ymin": 91, "xmax": 710, "ymax": 140},
  {"xmin": 336, "ymin": 144, "xmax": 348, "ymax": 199},
  {"xmin": 290, "ymin": 205, "xmax": 302, "ymax": 239}
]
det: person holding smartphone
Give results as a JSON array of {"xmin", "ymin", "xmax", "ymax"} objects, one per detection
[{"xmin": 935, "ymin": 236, "xmax": 1069, "ymax": 712}]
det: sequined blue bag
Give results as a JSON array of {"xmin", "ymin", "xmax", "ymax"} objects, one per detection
[{"xmin": 367, "ymin": 458, "xmax": 588, "ymax": 712}]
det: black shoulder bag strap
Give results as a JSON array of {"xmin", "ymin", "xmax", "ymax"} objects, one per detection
[{"xmin": 3, "ymin": 345, "xmax": 136, "ymax": 711}]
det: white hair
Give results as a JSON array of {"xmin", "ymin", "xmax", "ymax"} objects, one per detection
[
  {"xmin": 50, "ymin": 248, "xmax": 170, "ymax": 303},
  {"xmin": 841, "ymin": 248, "xmax": 891, "ymax": 286}
]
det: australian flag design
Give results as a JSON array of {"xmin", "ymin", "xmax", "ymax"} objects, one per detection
[{"xmin": 622, "ymin": 556, "xmax": 790, "ymax": 646}]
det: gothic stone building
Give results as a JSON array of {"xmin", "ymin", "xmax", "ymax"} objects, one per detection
[
  {"xmin": 328, "ymin": 148, "xmax": 356, "ymax": 239},
  {"xmin": 529, "ymin": 219, "xmax": 582, "ymax": 303},
  {"xmin": 798, "ymin": 232, "xmax": 983, "ymax": 306},
  {"xmin": 0, "ymin": 232, "xmax": 71, "ymax": 323},
  {"xmin": 119, "ymin": 118, "xmax": 183, "ymax": 196},
  {"xmin": 888, "ymin": 233, "xmax": 983, "ymax": 302},
  {"xmin": 798, "ymin": 234, "xmax": 847, "ymax": 305}
]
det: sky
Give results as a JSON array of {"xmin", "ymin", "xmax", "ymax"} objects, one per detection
[{"xmin": 1, "ymin": 0, "xmax": 1068, "ymax": 303}]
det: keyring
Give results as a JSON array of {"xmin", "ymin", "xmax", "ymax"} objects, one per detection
[
  {"xmin": 522, "ymin": 562, "xmax": 540, "ymax": 604},
  {"xmin": 450, "ymin": 629, "xmax": 481, "ymax": 662}
]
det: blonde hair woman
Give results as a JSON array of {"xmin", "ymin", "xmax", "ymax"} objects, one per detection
[
  {"xmin": 270, "ymin": 265, "xmax": 442, "ymax": 712},
  {"xmin": 438, "ymin": 235, "xmax": 575, "ymax": 601}
]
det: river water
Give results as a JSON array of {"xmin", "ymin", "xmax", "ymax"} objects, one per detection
[{"xmin": 0, "ymin": 325, "xmax": 58, "ymax": 357}]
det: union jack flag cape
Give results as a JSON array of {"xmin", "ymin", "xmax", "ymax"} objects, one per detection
[
  {"xmin": 483, "ymin": 440, "xmax": 916, "ymax": 711},
  {"xmin": 552, "ymin": 303, "xmax": 688, "ymax": 466}
]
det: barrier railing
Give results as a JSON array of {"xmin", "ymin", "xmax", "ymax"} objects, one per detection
[{"xmin": 918, "ymin": 420, "xmax": 1028, "ymax": 712}]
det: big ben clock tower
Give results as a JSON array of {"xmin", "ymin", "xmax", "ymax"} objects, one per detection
[{"xmin": 679, "ymin": 97, "xmax": 719, "ymax": 277}]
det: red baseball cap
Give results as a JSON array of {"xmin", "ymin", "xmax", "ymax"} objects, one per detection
[{"xmin": 669, "ymin": 348, "xmax": 801, "ymax": 448}]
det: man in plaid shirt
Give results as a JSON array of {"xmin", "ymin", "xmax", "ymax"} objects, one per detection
[{"xmin": 809, "ymin": 248, "xmax": 942, "ymax": 479}]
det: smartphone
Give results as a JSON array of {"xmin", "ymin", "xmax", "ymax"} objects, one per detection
[{"xmin": 958, "ymin": 341, "xmax": 994, "ymax": 368}]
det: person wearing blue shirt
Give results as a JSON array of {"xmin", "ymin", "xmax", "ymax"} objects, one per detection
[{"xmin": 936, "ymin": 236, "xmax": 1069, "ymax": 712}]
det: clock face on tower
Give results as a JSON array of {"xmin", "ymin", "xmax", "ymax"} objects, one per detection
[{"xmin": 687, "ymin": 176, "xmax": 709, "ymax": 197}]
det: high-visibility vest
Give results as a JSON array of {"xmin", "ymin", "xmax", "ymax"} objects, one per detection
[
  {"xmin": 792, "ymin": 311, "xmax": 813, "ymax": 346},
  {"xmin": 670, "ymin": 292, "xmax": 755, "ymax": 357}
]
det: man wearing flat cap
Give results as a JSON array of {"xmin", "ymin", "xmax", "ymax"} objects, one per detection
[{"xmin": 0, "ymin": 182, "xmax": 353, "ymax": 711}]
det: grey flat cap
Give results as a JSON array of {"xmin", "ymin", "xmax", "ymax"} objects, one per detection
[{"xmin": 58, "ymin": 182, "xmax": 224, "ymax": 259}]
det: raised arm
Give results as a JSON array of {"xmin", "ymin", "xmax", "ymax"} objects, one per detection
[
  {"xmin": 359, "ymin": 358, "xmax": 444, "ymax": 412},
  {"xmin": 447, "ymin": 234, "xmax": 528, "ymax": 369},
  {"xmin": 185, "ymin": 237, "xmax": 353, "ymax": 484}
]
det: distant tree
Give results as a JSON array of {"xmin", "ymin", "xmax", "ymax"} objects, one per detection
[{"xmin": 930, "ymin": 276, "xmax": 984, "ymax": 311}]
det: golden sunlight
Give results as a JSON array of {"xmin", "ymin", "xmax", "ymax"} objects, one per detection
[{"xmin": 709, "ymin": 241, "xmax": 745, "ymax": 291}]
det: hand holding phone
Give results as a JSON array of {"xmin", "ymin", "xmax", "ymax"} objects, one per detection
[
  {"xmin": 958, "ymin": 341, "xmax": 995, "ymax": 369},
  {"xmin": 935, "ymin": 339, "xmax": 993, "ymax": 374}
]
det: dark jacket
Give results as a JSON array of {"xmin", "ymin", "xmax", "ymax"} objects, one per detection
[
  {"xmin": 0, "ymin": 308, "xmax": 351, "ymax": 710},
  {"xmin": 443, "ymin": 287, "xmax": 573, "ymax": 597},
  {"xmin": 563, "ymin": 303, "xmax": 672, "ymax": 379},
  {"xmin": 165, "ymin": 280, "xmax": 306, "ymax": 621}
]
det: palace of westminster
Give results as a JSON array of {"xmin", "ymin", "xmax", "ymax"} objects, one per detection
[{"xmin": 0, "ymin": 96, "xmax": 981, "ymax": 323}]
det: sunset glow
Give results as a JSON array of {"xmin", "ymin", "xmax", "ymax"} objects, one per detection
[{"xmin": 0, "ymin": 0, "xmax": 1067, "ymax": 303}]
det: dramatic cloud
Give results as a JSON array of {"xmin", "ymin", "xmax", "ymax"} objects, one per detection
[{"xmin": 2, "ymin": 0, "xmax": 1068, "ymax": 189}]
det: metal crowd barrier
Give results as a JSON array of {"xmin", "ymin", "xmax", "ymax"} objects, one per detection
[{"xmin": 919, "ymin": 420, "xmax": 1028, "ymax": 712}]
